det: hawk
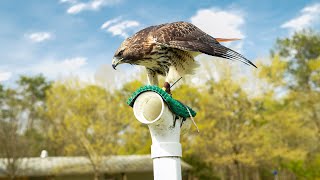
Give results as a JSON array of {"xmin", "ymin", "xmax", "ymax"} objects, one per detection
[{"xmin": 112, "ymin": 21, "xmax": 256, "ymax": 87}]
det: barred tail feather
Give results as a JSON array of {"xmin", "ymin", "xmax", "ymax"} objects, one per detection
[{"xmin": 211, "ymin": 44, "xmax": 257, "ymax": 68}]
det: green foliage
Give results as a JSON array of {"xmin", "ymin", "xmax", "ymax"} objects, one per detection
[
  {"xmin": 46, "ymin": 82, "xmax": 121, "ymax": 156},
  {"xmin": 116, "ymin": 81, "xmax": 151, "ymax": 155},
  {"xmin": 0, "ymin": 75, "xmax": 52, "ymax": 156},
  {"xmin": 257, "ymin": 29, "xmax": 320, "ymax": 179},
  {"xmin": 184, "ymin": 155, "xmax": 220, "ymax": 180},
  {"xmin": 45, "ymin": 82, "xmax": 131, "ymax": 178},
  {"xmin": 257, "ymin": 54, "xmax": 288, "ymax": 89},
  {"xmin": 273, "ymin": 29, "xmax": 320, "ymax": 90},
  {"xmin": 0, "ymin": 77, "xmax": 50, "ymax": 178},
  {"xmin": 17, "ymin": 74, "xmax": 52, "ymax": 100}
]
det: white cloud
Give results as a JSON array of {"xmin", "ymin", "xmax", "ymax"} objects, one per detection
[
  {"xmin": 67, "ymin": 0, "xmax": 121, "ymax": 14},
  {"xmin": 281, "ymin": 3, "xmax": 320, "ymax": 31},
  {"xmin": 101, "ymin": 17, "xmax": 122, "ymax": 29},
  {"xmin": 190, "ymin": 8, "xmax": 245, "ymax": 52},
  {"xmin": 101, "ymin": 17, "xmax": 140, "ymax": 38},
  {"xmin": 30, "ymin": 57, "xmax": 88, "ymax": 79},
  {"xmin": 0, "ymin": 71, "xmax": 12, "ymax": 82},
  {"xmin": 191, "ymin": 8, "xmax": 245, "ymax": 39},
  {"xmin": 67, "ymin": 3, "xmax": 86, "ymax": 14},
  {"xmin": 59, "ymin": 0, "xmax": 77, "ymax": 4},
  {"xmin": 27, "ymin": 32, "xmax": 53, "ymax": 42},
  {"xmin": 61, "ymin": 57, "xmax": 87, "ymax": 70}
]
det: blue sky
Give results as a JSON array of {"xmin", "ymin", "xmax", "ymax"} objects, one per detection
[{"xmin": 0, "ymin": 0, "xmax": 320, "ymax": 86}]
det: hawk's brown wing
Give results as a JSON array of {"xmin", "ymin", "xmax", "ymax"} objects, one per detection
[{"xmin": 152, "ymin": 22, "xmax": 257, "ymax": 68}]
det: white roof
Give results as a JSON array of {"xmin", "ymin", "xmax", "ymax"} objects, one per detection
[{"xmin": 0, "ymin": 155, "xmax": 192, "ymax": 177}]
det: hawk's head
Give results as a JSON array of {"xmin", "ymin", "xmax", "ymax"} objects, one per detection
[
  {"xmin": 112, "ymin": 28, "xmax": 151, "ymax": 70},
  {"xmin": 112, "ymin": 24, "xmax": 159, "ymax": 70},
  {"xmin": 112, "ymin": 38, "xmax": 132, "ymax": 70}
]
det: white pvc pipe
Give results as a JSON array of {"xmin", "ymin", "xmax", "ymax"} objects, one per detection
[{"xmin": 133, "ymin": 92, "xmax": 189, "ymax": 180}]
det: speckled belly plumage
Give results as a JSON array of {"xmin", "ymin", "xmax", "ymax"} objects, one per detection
[{"xmin": 136, "ymin": 46, "xmax": 196, "ymax": 76}]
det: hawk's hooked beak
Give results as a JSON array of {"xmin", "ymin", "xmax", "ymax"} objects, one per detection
[
  {"xmin": 112, "ymin": 57, "xmax": 122, "ymax": 70},
  {"xmin": 112, "ymin": 63, "xmax": 117, "ymax": 70}
]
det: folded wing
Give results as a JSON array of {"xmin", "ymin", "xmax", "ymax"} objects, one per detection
[{"xmin": 152, "ymin": 22, "xmax": 257, "ymax": 68}]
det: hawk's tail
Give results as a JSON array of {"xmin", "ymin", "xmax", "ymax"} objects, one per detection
[
  {"xmin": 215, "ymin": 38, "xmax": 241, "ymax": 42},
  {"xmin": 211, "ymin": 44, "xmax": 257, "ymax": 68}
]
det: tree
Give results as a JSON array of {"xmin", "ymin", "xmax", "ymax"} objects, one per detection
[
  {"xmin": 115, "ymin": 80, "xmax": 152, "ymax": 155},
  {"xmin": 162, "ymin": 55, "xmax": 316, "ymax": 179},
  {"xmin": 257, "ymin": 30, "xmax": 320, "ymax": 179},
  {"xmin": 0, "ymin": 86, "xmax": 30, "ymax": 179},
  {"xmin": 271, "ymin": 31, "xmax": 320, "ymax": 139},
  {"xmin": 269, "ymin": 30, "xmax": 320, "ymax": 145},
  {"xmin": 46, "ymin": 81, "xmax": 125, "ymax": 180},
  {"xmin": 194, "ymin": 77, "xmax": 261, "ymax": 179},
  {"xmin": 273, "ymin": 31, "xmax": 320, "ymax": 137},
  {"xmin": 14, "ymin": 75, "xmax": 52, "ymax": 156},
  {"xmin": 16, "ymin": 74, "xmax": 51, "ymax": 131},
  {"xmin": 272, "ymin": 29, "xmax": 320, "ymax": 91}
]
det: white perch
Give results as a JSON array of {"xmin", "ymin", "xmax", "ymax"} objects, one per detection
[{"xmin": 133, "ymin": 91, "xmax": 190, "ymax": 180}]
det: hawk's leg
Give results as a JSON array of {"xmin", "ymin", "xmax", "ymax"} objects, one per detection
[
  {"xmin": 172, "ymin": 115, "xmax": 179, "ymax": 128},
  {"xmin": 146, "ymin": 68, "xmax": 158, "ymax": 86},
  {"xmin": 163, "ymin": 82, "xmax": 171, "ymax": 95}
]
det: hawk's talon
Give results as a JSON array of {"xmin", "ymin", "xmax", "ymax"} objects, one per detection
[
  {"xmin": 180, "ymin": 118, "xmax": 184, "ymax": 128},
  {"xmin": 173, "ymin": 115, "xmax": 179, "ymax": 128}
]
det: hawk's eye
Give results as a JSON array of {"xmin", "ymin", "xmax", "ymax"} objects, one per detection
[{"xmin": 118, "ymin": 50, "xmax": 124, "ymax": 56}]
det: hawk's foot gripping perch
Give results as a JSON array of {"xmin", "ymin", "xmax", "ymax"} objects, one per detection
[{"xmin": 162, "ymin": 82, "xmax": 171, "ymax": 95}]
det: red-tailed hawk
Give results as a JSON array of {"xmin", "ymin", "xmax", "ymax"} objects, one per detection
[{"xmin": 112, "ymin": 21, "xmax": 256, "ymax": 87}]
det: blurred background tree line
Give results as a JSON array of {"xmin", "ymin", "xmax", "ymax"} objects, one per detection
[{"xmin": 1, "ymin": 30, "xmax": 319, "ymax": 180}]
